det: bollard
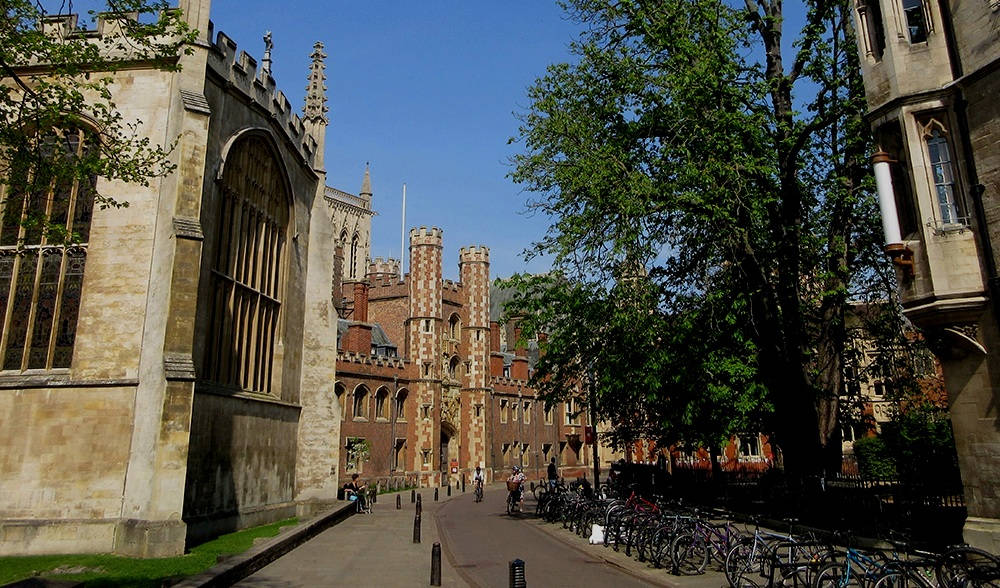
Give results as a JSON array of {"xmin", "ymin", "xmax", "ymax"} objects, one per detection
[
  {"xmin": 462, "ymin": 477, "xmax": 466, "ymax": 493},
  {"xmin": 413, "ymin": 512, "xmax": 421, "ymax": 543},
  {"xmin": 411, "ymin": 489, "xmax": 416, "ymax": 503},
  {"xmin": 530, "ymin": 481, "xmax": 535, "ymax": 492},
  {"xmin": 430, "ymin": 542, "xmax": 442, "ymax": 586},
  {"xmin": 447, "ymin": 485, "xmax": 451, "ymax": 497},
  {"xmin": 416, "ymin": 497, "xmax": 422, "ymax": 516},
  {"xmin": 509, "ymin": 558, "xmax": 526, "ymax": 588},
  {"xmin": 397, "ymin": 494, "xmax": 402, "ymax": 510},
  {"xmin": 434, "ymin": 487, "xmax": 439, "ymax": 501}
]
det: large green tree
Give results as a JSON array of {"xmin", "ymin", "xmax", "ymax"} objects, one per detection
[
  {"xmin": 1, "ymin": 0, "xmax": 193, "ymax": 241},
  {"xmin": 505, "ymin": 0, "xmax": 883, "ymax": 477}
]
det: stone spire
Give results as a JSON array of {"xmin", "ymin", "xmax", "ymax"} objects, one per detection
[
  {"xmin": 360, "ymin": 162, "xmax": 372, "ymax": 203},
  {"xmin": 304, "ymin": 41, "xmax": 329, "ymax": 124}
]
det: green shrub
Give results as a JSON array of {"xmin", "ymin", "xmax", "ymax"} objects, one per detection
[{"xmin": 853, "ymin": 436, "xmax": 896, "ymax": 479}]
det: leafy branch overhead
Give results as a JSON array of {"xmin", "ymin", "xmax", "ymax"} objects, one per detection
[
  {"xmin": 1, "ymin": 0, "xmax": 195, "ymax": 244},
  {"xmin": 503, "ymin": 0, "xmax": 895, "ymax": 476}
]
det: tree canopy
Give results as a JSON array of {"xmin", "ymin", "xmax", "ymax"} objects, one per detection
[
  {"xmin": 1, "ymin": 0, "xmax": 194, "ymax": 242},
  {"xmin": 503, "ymin": 0, "xmax": 891, "ymax": 476}
]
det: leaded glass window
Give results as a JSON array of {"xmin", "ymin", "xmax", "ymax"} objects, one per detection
[
  {"xmin": 204, "ymin": 134, "xmax": 289, "ymax": 395},
  {"xmin": 0, "ymin": 128, "xmax": 95, "ymax": 371},
  {"xmin": 925, "ymin": 127, "xmax": 960, "ymax": 225}
]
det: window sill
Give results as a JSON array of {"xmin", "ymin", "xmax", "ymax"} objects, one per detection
[{"xmin": 353, "ymin": 417, "xmax": 369, "ymax": 422}]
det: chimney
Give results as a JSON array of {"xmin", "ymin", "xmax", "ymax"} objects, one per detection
[
  {"xmin": 344, "ymin": 323, "xmax": 373, "ymax": 354},
  {"xmin": 353, "ymin": 281, "xmax": 369, "ymax": 322},
  {"xmin": 512, "ymin": 356, "xmax": 529, "ymax": 380},
  {"xmin": 490, "ymin": 321, "xmax": 501, "ymax": 353},
  {"xmin": 513, "ymin": 324, "xmax": 526, "ymax": 357}
]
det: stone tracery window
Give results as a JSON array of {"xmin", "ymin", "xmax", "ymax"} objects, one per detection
[
  {"xmin": 921, "ymin": 119, "xmax": 963, "ymax": 227},
  {"xmin": 349, "ymin": 233, "xmax": 359, "ymax": 279},
  {"xmin": 0, "ymin": 127, "xmax": 95, "ymax": 371},
  {"xmin": 204, "ymin": 134, "xmax": 289, "ymax": 395}
]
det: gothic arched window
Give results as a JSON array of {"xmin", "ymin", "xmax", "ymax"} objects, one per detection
[
  {"xmin": 0, "ymin": 127, "xmax": 95, "ymax": 371},
  {"xmin": 204, "ymin": 134, "xmax": 289, "ymax": 395},
  {"xmin": 349, "ymin": 233, "xmax": 359, "ymax": 279}
]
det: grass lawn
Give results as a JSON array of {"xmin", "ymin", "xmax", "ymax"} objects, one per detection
[{"xmin": 0, "ymin": 517, "xmax": 298, "ymax": 587}]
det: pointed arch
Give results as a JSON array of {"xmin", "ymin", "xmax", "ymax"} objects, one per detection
[{"xmin": 204, "ymin": 130, "xmax": 291, "ymax": 395}]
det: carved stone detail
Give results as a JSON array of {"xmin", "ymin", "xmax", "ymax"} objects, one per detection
[
  {"xmin": 173, "ymin": 217, "xmax": 204, "ymax": 241},
  {"xmin": 164, "ymin": 353, "xmax": 196, "ymax": 381},
  {"xmin": 179, "ymin": 89, "xmax": 211, "ymax": 115}
]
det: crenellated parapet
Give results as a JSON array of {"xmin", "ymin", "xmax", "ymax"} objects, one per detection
[
  {"xmin": 336, "ymin": 350, "xmax": 407, "ymax": 370},
  {"xmin": 207, "ymin": 29, "xmax": 318, "ymax": 166},
  {"xmin": 31, "ymin": 11, "xmax": 184, "ymax": 65},
  {"xmin": 367, "ymin": 257, "xmax": 401, "ymax": 280},
  {"xmin": 410, "ymin": 226, "xmax": 443, "ymax": 248},
  {"xmin": 459, "ymin": 246, "xmax": 490, "ymax": 264}
]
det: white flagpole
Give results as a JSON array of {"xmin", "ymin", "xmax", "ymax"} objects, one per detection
[{"xmin": 401, "ymin": 183, "xmax": 407, "ymax": 271}]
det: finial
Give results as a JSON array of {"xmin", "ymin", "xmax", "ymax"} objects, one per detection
[
  {"xmin": 261, "ymin": 31, "xmax": 273, "ymax": 77},
  {"xmin": 360, "ymin": 163, "xmax": 372, "ymax": 199},
  {"xmin": 304, "ymin": 41, "xmax": 329, "ymax": 123}
]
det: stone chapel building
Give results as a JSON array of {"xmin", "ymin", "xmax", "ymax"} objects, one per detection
[
  {"xmin": 0, "ymin": 1, "xmax": 342, "ymax": 557},
  {"xmin": 853, "ymin": 0, "xmax": 1000, "ymax": 550}
]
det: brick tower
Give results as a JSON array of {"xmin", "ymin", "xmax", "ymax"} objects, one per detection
[
  {"xmin": 407, "ymin": 227, "xmax": 443, "ymax": 485},
  {"xmin": 459, "ymin": 246, "xmax": 491, "ymax": 480}
]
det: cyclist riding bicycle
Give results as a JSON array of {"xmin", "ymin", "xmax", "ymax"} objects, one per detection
[
  {"xmin": 507, "ymin": 466, "xmax": 526, "ymax": 512},
  {"xmin": 473, "ymin": 465, "xmax": 485, "ymax": 502}
]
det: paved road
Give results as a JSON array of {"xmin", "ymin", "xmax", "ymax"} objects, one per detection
[
  {"xmin": 436, "ymin": 487, "xmax": 653, "ymax": 588},
  {"xmin": 234, "ymin": 485, "xmax": 728, "ymax": 588}
]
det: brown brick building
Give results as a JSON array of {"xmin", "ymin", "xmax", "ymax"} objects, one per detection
[{"xmin": 333, "ymin": 224, "xmax": 602, "ymax": 488}]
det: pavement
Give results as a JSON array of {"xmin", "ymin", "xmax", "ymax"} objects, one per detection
[
  {"xmin": 233, "ymin": 489, "xmax": 462, "ymax": 588},
  {"xmin": 181, "ymin": 484, "xmax": 732, "ymax": 588}
]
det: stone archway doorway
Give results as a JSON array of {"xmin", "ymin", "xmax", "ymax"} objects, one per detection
[{"xmin": 440, "ymin": 422, "xmax": 458, "ymax": 477}]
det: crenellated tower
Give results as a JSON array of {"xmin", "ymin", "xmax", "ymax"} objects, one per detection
[
  {"xmin": 408, "ymin": 227, "xmax": 444, "ymax": 484},
  {"xmin": 459, "ymin": 246, "xmax": 491, "ymax": 475}
]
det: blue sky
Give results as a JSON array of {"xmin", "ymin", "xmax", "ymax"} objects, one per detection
[{"xmin": 209, "ymin": 1, "xmax": 583, "ymax": 279}]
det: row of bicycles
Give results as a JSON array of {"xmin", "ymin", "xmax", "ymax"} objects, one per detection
[{"xmin": 532, "ymin": 481, "xmax": 999, "ymax": 588}]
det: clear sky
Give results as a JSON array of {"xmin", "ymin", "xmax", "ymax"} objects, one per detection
[{"xmin": 209, "ymin": 1, "xmax": 583, "ymax": 280}]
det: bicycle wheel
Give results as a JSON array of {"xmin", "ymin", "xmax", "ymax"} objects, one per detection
[
  {"xmin": 815, "ymin": 562, "xmax": 862, "ymax": 588},
  {"xmin": 874, "ymin": 569, "xmax": 936, "ymax": 588},
  {"xmin": 726, "ymin": 539, "xmax": 765, "ymax": 588},
  {"xmin": 671, "ymin": 532, "xmax": 710, "ymax": 575},
  {"xmin": 936, "ymin": 546, "xmax": 1000, "ymax": 588}
]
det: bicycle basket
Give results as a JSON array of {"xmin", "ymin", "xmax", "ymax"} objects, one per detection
[{"xmin": 506, "ymin": 481, "xmax": 521, "ymax": 492}]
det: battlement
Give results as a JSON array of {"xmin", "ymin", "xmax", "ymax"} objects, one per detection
[
  {"xmin": 442, "ymin": 279, "xmax": 462, "ymax": 293},
  {"xmin": 207, "ymin": 28, "xmax": 318, "ymax": 165},
  {"xmin": 33, "ymin": 11, "xmax": 182, "ymax": 64},
  {"xmin": 337, "ymin": 350, "xmax": 407, "ymax": 371},
  {"xmin": 366, "ymin": 279, "xmax": 408, "ymax": 298},
  {"xmin": 459, "ymin": 246, "xmax": 490, "ymax": 262},
  {"xmin": 367, "ymin": 257, "xmax": 401, "ymax": 280},
  {"xmin": 409, "ymin": 226, "xmax": 443, "ymax": 246}
]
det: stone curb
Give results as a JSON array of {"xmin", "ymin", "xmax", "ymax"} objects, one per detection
[{"xmin": 172, "ymin": 501, "xmax": 356, "ymax": 587}]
